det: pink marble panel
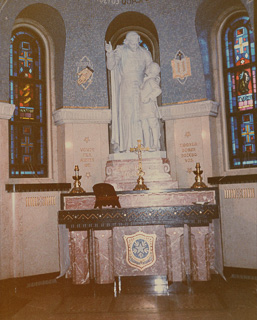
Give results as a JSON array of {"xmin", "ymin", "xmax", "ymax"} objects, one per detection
[
  {"xmin": 70, "ymin": 231, "xmax": 90, "ymax": 284},
  {"xmin": 63, "ymin": 190, "xmax": 216, "ymax": 210},
  {"xmin": 113, "ymin": 225, "xmax": 167, "ymax": 277},
  {"xmin": 190, "ymin": 226, "xmax": 210, "ymax": 281},
  {"xmin": 118, "ymin": 190, "xmax": 216, "ymax": 207},
  {"xmin": 64, "ymin": 196, "xmax": 95, "ymax": 210},
  {"xmin": 94, "ymin": 230, "xmax": 114, "ymax": 284},
  {"xmin": 166, "ymin": 227, "xmax": 186, "ymax": 282}
]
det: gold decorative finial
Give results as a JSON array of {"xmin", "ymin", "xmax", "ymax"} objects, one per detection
[
  {"xmin": 70, "ymin": 165, "xmax": 86, "ymax": 194},
  {"xmin": 130, "ymin": 140, "xmax": 149, "ymax": 191},
  {"xmin": 191, "ymin": 162, "xmax": 207, "ymax": 189}
]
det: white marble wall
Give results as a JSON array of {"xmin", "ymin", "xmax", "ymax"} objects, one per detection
[
  {"xmin": 1, "ymin": 191, "xmax": 61, "ymax": 279},
  {"xmin": 219, "ymin": 183, "xmax": 257, "ymax": 269},
  {"xmin": 0, "ymin": 103, "xmax": 15, "ymax": 279},
  {"xmin": 10, "ymin": 192, "xmax": 61, "ymax": 277},
  {"xmin": 0, "ymin": 102, "xmax": 62, "ymax": 280}
]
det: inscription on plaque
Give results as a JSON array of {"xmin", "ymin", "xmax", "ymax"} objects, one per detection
[
  {"xmin": 180, "ymin": 142, "xmax": 198, "ymax": 163},
  {"xmin": 176, "ymin": 129, "xmax": 202, "ymax": 178},
  {"xmin": 80, "ymin": 146, "xmax": 95, "ymax": 168},
  {"xmin": 174, "ymin": 122, "xmax": 205, "ymax": 187}
]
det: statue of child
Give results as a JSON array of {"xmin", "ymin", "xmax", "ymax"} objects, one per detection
[{"xmin": 140, "ymin": 62, "xmax": 162, "ymax": 151}]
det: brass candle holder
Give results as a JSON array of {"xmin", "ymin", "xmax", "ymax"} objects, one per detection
[
  {"xmin": 70, "ymin": 165, "xmax": 86, "ymax": 194},
  {"xmin": 191, "ymin": 162, "xmax": 207, "ymax": 189},
  {"xmin": 130, "ymin": 140, "xmax": 149, "ymax": 191}
]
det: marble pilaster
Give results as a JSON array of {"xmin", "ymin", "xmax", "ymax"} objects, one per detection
[
  {"xmin": 70, "ymin": 231, "xmax": 90, "ymax": 284},
  {"xmin": 94, "ymin": 230, "xmax": 114, "ymax": 284},
  {"xmin": 191, "ymin": 226, "xmax": 210, "ymax": 281},
  {"xmin": 166, "ymin": 227, "xmax": 185, "ymax": 282}
]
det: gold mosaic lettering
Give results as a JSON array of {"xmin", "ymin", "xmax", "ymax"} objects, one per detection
[
  {"xmin": 84, "ymin": 163, "xmax": 91, "ymax": 167},
  {"xmin": 224, "ymin": 188, "xmax": 255, "ymax": 199},
  {"xmin": 179, "ymin": 140, "xmax": 199, "ymax": 169},
  {"xmin": 80, "ymin": 147, "xmax": 95, "ymax": 152},
  {"xmin": 26, "ymin": 196, "xmax": 57, "ymax": 207},
  {"xmin": 80, "ymin": 158, "xmax": 94, "ymax": 162}
]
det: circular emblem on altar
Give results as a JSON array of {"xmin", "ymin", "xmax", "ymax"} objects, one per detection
[
  {"xmin": 132, "ymin": 238, "xmax": 149, "ymax": 259},
  {"xmin": 124, "ymin": 231, "xmax": 157, "ymax": 271}
]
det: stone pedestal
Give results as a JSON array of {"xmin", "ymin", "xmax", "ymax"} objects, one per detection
[{"xmin": 105, "ymin": 152, "xmax": 178, "ymax": 191}]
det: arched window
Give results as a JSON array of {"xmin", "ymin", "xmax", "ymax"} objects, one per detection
[
  {"xmin": 222, "ymin": 15, "xmax": 257, "ymax": 168},
  {"xmin": 9, "ymin": 28, "xmax": 48, "ymax": 177}
]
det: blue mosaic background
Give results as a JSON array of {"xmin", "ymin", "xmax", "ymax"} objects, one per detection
[{"xmin": 0, "ymin": 0, "xmax": 254, "ymax": 108}]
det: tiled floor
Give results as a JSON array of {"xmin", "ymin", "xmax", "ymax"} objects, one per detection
[{"xmin": 1, "ymin": 275, "xmax": 257, "ymax": 320}]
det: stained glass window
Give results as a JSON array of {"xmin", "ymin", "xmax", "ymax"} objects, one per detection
[
  {"xmin": 223, "ymin": 15, "xmax": 257, "ymax": 168},
  {"xmin": 9, "ymin": 29, "xmax": 48, "ymax": 177}
]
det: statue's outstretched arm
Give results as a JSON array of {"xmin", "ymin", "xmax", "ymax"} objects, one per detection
[{"xmin": 105, "ymin": 41, "xmax": 118, "ymax": 70}]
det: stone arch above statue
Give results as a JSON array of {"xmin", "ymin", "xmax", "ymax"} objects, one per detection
[
  {"xmin": 105, "ymin": 12, "xmax": 166, "ymax": 156},
  {"xmin": 105, "ymin": 11, "xmax": 159, "ymax": 62}
]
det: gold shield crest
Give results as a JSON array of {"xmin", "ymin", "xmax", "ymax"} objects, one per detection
[{"xmin": 124, "ymin": 231, "xmax": 157, "ymax": 271}]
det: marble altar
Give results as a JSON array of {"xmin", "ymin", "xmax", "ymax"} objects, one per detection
[{"xmin": 58, "ymin": 188, "xmax": 222, "ymax": 286}]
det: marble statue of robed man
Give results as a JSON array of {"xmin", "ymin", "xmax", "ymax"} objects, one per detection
[{"xmin": 105, "ymin": 31, "xmax": 153, "ymax": 153}]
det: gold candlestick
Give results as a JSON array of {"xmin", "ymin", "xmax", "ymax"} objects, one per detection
[
  {"xmin": 70, "ymin": 165, "xmax": 86, "ymax": 194},
  {"xmin": 130, "ymin": 140, "xmax": 149, "ymax": 191},
  {"xmin": 191, "ymin": 162, "xmax": 207, "ymax": 189}
]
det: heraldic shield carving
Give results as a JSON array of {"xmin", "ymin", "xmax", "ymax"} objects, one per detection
[{"xmin": 124, "ymin": 231, "xmax": 157, "ymax": 271}]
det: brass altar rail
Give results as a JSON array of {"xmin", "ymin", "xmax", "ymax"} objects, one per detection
[{"xmin": 58, "ymin": 205, "xmax": 219, "ymax": 230}]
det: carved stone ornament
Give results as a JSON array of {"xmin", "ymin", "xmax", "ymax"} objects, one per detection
[
  {"xmin": 171, "ymin": 50, "xmax": 191, "ymax": 84},
  {"xmin": 76, "ymin": 56, "xmax": 94, "ymax": 91}
]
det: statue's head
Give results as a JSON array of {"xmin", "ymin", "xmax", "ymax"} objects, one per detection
[
  {"xmin": 124, "ymin": 31, "xmax": 140, "ymax": 52},
  {"xmin": 146, "ymin": 62, "xmax": 160, "ymax": 77}
]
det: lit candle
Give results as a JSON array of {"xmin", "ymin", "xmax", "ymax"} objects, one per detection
[{"xmin": 74, "ymin": 165, "xmax": 79, "ymax": 177}]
